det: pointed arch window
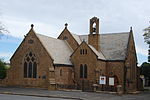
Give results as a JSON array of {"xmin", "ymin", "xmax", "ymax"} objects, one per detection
[
  {"xmin": 80, "ymin": 49, "xmax": 87, "ymax": 55},
  {"xmin": 80, "ymin": 49, "xmax": 82, "ymax": 54},
  {"xmin": 24, "ymin": 52, "xmax": 37, "ymax": 78},
  {"xmin": 84, "ymin": 64, "xmax": 87, "ymax": 78},
  {"xmin": 85, "ymin": 49, "xmax": 87, "ymax": 54},
  {"xmin": 80, "ymin": 64, "xmax": 87, "ymax": 78},
  {"xmin": 24, "ymin": 62, "xmax": 27, "ymax": 78},
  {"xmin": 82, "ymin": 49, "xmax": 85, "ymax": 54},
  {"xmin": 33, "ymin": 62, "xmax": 37, "ymax": 78},
  {"xmin": 80, "ymin": 64, "xmax": 83, "ymax": 78}
]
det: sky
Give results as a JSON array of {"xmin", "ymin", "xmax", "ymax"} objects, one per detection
[{"xmin": 0, "ymin": 0, "xmax": 149, "ymax": 65}]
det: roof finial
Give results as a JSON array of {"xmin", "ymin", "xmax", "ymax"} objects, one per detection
[
  {"xmin": 130, "ymin": 26, "xmax": 132, "ymax": 31},
  {"xmin": 31, "ymin": 24, "xmax": 34, "ymax": 28},
  {"xmin": 65, "ymin": 23, "xmax": 68, "ymax": 28},
  {"xmin": 130, "ymin": 26, "xmax": 133, "ymax": 33},
  {"xmin": 83, "ymin": 39, "xmax": 85, "ymax": 42}
]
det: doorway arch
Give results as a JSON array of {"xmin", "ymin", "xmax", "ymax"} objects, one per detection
[{"xmin": 114, "ymin": 75, "xmax": 119, "ymax": 87}]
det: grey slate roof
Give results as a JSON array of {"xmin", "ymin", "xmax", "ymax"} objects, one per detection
[
  {"xmin": 36, "ymin": 34, "xmax": 73, "ymax": 65},
  {"xmin": 35, "ymin": 32, "xmax": 129, "ymax": 65},
  {"xmin": 78, "ymin": 32, "xmax": 130, "ymax": 60},
  {"xmin": 99, "ymin": 33, "xmax": 129, "ymax": 60}
]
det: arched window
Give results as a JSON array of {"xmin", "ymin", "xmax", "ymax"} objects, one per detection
[
  {"xmin": 82, "ymin": 49, "xmax": 84, "ymax": 54},
  {"xmin": 80, "ymin": 64, "xmax": 83, "ymax": 78},
  {"xmin": 24, "ymin": 62, "xmax": 27, "ymax": 78},
  {"xmin": 33, "ymin": 62, "xmax": 37, "ymax": 78},
  {"xmin": 80, "ymin": 49, "xmax": 87, "ymax": 55},
  {"xmin": 28, "ymin": 62, "xmax": 32, "ymax": 78},
  {"xmin": 24, "ymin": 52, "xmax": 37, "ymax": 78},
  {"xmin": 80, "ymin": 49, "xmax": 82, "ymax": 54},
  {"xmin": 80, "ymin": 64, "xmax": 87, "ymax": 78},
  {"xmin": 85, "ymin": 49, "xmax": 87, "ymax": 54},
  {"xmin": 84, "ymin": 64, "xmax": 87, "ymax": 78}
]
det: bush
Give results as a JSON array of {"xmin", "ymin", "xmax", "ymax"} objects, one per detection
[
  {"xmin": 0, "ymin": 59, "xmax": 7, "ymax": 79},
  {"xmin": 140, "ymin": 62, "xmax": 150, "ymax": 78}
]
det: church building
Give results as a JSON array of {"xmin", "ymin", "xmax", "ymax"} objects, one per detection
[{"xmin": 4, "ymin": 17, "xmax": 138, "ymax": 93}]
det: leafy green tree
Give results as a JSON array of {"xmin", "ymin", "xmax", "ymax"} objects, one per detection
[
  {"xmin": 143, "ymin": 26, "xmax": 150, "ymax": 44},
  {"xmin": 140, "ymin": 62, "xmax": 150, "ymax": 78},
  {"xmin": 143, "ymin": 24, "xmax": 150, "ymax": 62},
  {"xmin": 0, "ymin": 59, "xmax": 7, "ymax": 79},
  {"xmin": 140, "ymin": 62, "xmax": 150, "ymax": 86}
]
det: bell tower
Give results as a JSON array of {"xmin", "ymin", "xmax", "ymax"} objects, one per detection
[
  {"xmin": 90, "ymin": 17, "xmax": 99, "ymax": 34},
  {"xmin": 88, "ymin": 17, "xmax": 100, "ymax": 51}
]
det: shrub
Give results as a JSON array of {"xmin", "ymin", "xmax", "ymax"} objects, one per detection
[{"xmin": 0, "ymin": 59, "xmax": 7, "ymax": 79}]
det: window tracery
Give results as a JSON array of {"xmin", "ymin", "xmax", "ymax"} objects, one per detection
[{"xmin": 24, "ymin": 52, "xmax": 37, "ymax": 78}]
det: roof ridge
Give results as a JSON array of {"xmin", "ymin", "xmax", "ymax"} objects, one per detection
[
  {"xmin": 36, "ymin": 33, "xmax": 65, "ymax": 41},
  {"xmin": 36, "ymin": 33, "xmax": 54, "ymax": 38},
  {"xmin": 101, "ymin": 32, "xmax": 130, "ymax": 35},
  {"xmin": 73, "ymin": 32, "xmax": 130, "ymax": 36}
]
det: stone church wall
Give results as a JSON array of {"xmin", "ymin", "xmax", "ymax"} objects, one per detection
[
  {"xmin": 106, "ymin": 61, "xmax": 125, "ymax": 91},
  {"xmin": 5, "ymin": 31, "xmax": 54, "ymax": 89},
  {"xmin": 55, "ymin": 66, "xmax": 74, "ymax": 89},
  {"xmin": 125, "ymin": 33, "xmax": 137, "ymax": 92},
  {"xmin": 58, "ymin": 28, "xmax": 79, "ymax": 50},
  {"xmin": 71, "ymin": 42, "xmax": 103, "ymax": 90}
]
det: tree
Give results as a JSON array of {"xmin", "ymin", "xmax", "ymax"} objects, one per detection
[
  {"xmin": 140, "ymin": 62, "xmax": 150, "ymax": 86},
  {"xmin": 143, "ymin": 24, "xmax": 150, "ymax": 62},
  {"xmin": 140, "ymin": 62, "xmax": 150, "ymax": 78},
  {"xmin": 0, "ymin": 59, "xmax": 7, "ymax": 79}
]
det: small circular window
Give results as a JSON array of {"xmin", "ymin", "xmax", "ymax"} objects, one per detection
[{"xmin": 28, "ymin": 39, "xmax": 34, "ymax": 44}]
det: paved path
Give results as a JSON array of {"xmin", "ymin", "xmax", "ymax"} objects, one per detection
[
  {"xmin": 0, "ymin": 94, "xmax": 72, "ymax": 100},
  {"xmin": 0, "ymin": 87, "xmax": 150, "ymax": 100}
]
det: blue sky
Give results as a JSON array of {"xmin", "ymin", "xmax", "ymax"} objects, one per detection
[
  {"xmin": 0, "ymin": 0, "xmax": 149, "ymax": 65},
  {"xmin": 0, "ymin": 35, "xmax": 21, "ymax": 62}
]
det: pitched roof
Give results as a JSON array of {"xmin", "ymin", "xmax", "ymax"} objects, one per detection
[
  {"xmin": 35, "ymin": 32, "xmax": 129, "ymax": 64},
  {"xmin": 100, "ymin": 33, "xmax": 129, "ymax": 60},
  {"xmin": 71, "ymin": 33, "xmax": 82, "ymax": 44},
  {"xmin": 77, "ymin": 32, "xmax": 130, "ymax": 60},
  {"xmin": 36, "ymin": 34, "xmax": 73, "ymax": 65},
  {"xmin": 88, "ymin": 45, "xmax": 106, "ymax": 60}
]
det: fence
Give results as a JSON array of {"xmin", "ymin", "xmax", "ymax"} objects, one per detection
[{"xmin": 56, "ymin": 80, "xmax": 117, "ymax": 92}]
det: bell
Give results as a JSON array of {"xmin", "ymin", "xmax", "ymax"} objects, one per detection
[{"xmin": 93, "ymin": 27, "xmax": 96, "ymax": 32}]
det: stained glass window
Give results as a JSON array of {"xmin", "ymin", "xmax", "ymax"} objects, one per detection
[{"xmin": 24, "ymin": 52, "xmax": 37, "ymax": 78}]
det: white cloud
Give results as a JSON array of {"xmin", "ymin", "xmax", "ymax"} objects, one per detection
[
  {"xmin": 2, "ymin": 16, "xmax": 63, "ymax": 38},
  {"xmin": 136, "ymin": 46, "xmax": 148, "ymax": 56},
  {"xmin": 0, "ymin": 52, "xmax": 12, "ymax": 58},
  {"xmin": 0, "ymin": 0, "xmax": 150, "ymax": 64}
]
